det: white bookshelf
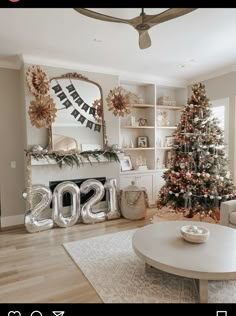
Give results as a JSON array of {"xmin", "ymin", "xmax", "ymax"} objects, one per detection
[{"xmin": 118, "ymin": 79, "xmax": 186, "ymax": 203}]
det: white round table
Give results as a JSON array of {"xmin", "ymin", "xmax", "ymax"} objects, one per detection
[{"xmin": 132, "ymin": 221, "xmax": 236, "ymax": 303}]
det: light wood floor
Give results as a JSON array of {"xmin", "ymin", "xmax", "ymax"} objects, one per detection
[{"xmin": 0, "ymin": 209, "xmax": 158, "ymax": 303}]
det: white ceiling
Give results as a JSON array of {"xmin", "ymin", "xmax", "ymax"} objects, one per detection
[{"xmin": 0, "ymin": 8, "xmax": 236, "ymax": 85}]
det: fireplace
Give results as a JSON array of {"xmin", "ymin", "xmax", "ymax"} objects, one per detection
[{"xmin": 49, "ymin": 177, "xmax": 106, "ymax": 208}]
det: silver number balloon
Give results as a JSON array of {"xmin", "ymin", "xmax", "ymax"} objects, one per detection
[
  {"xmin": 52, "ymin": 181, "xmax": 80, "ymax": 228},
  {"xmin": 24, "ymin": 185, "xmax": 53, "ymax": 233},
  {"xmin": 80, "ymin": 179, "xmax": 106, "ymax": 224},
  {"xmin": 104, "ymin": 178, "xmax": 120, "ymax": 220}
]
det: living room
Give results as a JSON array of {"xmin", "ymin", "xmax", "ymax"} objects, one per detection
[{"xmin": 1, "ymin": 8, "xmax": 236, "ymax": 307}]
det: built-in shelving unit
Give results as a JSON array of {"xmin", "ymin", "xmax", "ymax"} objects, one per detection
[
  {"xmin": 127, "ymin": 104, "xmax": 155, "ymax": 109},
  {"xmin": 156, "ymin": 126, "xmax": 177, "ymax": 129},
  {"xmin": 123, "ymin": 147, "xmax": 155, "ymax": 151},
  {"xmin": 121, "ymin": 126, "xmax": 155, "ymax": 129},
  {"xmin": 118, "ymin": 79, "xmax": 187, "ymax": 204},
  {"xmin": 156, "ymin": 105, "xmax": 184, "ymax": 110}
]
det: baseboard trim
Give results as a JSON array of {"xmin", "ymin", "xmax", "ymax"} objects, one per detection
[{"xmin": 1, "ymin": 214, "xmax": 24, "ymax": 228}]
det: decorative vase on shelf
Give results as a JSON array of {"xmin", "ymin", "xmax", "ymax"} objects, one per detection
[
  {"xmin": 129, "ymin": 139, "xmax": 134, "ymax": 148},
  {"xmin": 162, "ymin": 111, "xmax": 169, "ymax": 126},
  {"xmin": 156, "ymin": 158, "xmax": 161, "ymax": 169},
  {"xmin": 135, "ymin": 155, "xmax": 148, "ymax": 171},
  {"xmin": 122, "ymin": 136, "xmax": 128, "ymax": 148},
  {"xmin": 130, "ymin": 116, "xmax": 136, "ymax": 127}
]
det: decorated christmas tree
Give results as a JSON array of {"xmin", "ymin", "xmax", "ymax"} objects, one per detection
[{"xmin": 157, "ymin": 82, "xmax": 236, "ymax": 220}]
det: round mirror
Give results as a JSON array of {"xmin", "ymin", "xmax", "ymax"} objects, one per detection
[{"xmin": 49, "ymin": 73, "xmax": 106, "ymax": 152}]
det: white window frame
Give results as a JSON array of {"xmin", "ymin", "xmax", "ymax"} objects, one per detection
[{"xmin": 211, "ymin": 98, "xmax": 229, "ymax": 156}]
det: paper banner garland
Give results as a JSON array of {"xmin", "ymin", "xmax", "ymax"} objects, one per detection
[
  {"xmin": 86, "ymin": 120, "xmax": 94, "ymax": 129},
  {"xmin": 51, "ymin": 80, "xmax": 103, "ymax": 132},
  {"xmin": 52, "ymin": 84, "xmax": 62, "ymax": 94},
  {"xmin": 71, "ymin": 109, "xmax": 79, "ymax": 118},
  {"xmin": 78, "ymin": 114, "xmax": 86, "ymax": 124},
  {"xmin": 94, "ymin": 124, "xmax": 101, "ymax": 132},
  {"xmin": 71, "ymin": 91, "xmax": 80, "ymax": 100},
  {"xmin": 63, "ymin": 99, "xmax": 72, "ymax": 109},
  {"xmin": 57, "ymin": 92, "xmax": 67, "ymax": 101},
  {"xmin": 66, "ymin": 84, "xmax": 75, "ymax": 93},
  {"xmin": 89, "ymin": 107, "xmax": 96, "ymax": 116},
  {"xmin": 75, "ymin": 97, "xmax": 84, "ymax": 106},
  {"xmin": 82, "ymin": 103, "xmax": 89, "ymax": 112}
]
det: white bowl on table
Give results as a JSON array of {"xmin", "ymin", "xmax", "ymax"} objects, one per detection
[{"xmin": 180, "ymin": 225, "xmax": 210, "ymax": 243}]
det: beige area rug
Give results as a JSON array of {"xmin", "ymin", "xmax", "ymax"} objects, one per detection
[{"xmin": 63, "ymin": 229, "xmax": 236, "ymax": 303}]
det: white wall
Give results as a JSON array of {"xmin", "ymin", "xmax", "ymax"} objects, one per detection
[{"xmin": 0, "ymin": 68, "xmax": 26, "ymax": 227}]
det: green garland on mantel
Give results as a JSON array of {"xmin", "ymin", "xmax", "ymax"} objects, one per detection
[{"xmin": 25, "ymin": 149, "xmax": 120, "ymax": 168}]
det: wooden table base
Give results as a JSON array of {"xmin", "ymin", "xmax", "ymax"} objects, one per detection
[{"xmin": 194, "ymin": 278, "xmax": 208, "ymax": 303}]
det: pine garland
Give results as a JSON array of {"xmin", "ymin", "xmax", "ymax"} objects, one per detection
[{"xmin": 25, "ymin": 149, "xmax": 120, "ymax": 168}]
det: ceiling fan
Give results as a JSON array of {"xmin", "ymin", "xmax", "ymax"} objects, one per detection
[{"xmin": 74, "ymin": 8, "xmax": 197, "ymax": 49}]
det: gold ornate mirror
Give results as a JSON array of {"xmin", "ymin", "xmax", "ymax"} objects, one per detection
[{"xmin": 49, "ymin": 73, "xmax": 106, "ymax": 152}]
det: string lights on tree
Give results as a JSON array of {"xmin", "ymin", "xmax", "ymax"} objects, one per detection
[{"xmin": 157, "ymin": 83, "xmax": 236, "ymax": 221}]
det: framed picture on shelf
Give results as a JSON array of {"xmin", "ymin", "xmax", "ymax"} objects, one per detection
[
  {"xmin": 165, "ymin": 136, "xmax": 175, "ymax": 147},
  {"xmin": 137, "ymin": 136, "xmax": 148, "ymax": 148},
  {"xmin": 156, "ymin": 110, "xmax": 169, "ymax": 127},
  {"xmin": 120, "ymin": 155, "xmax": 133, "ymax": 172},
  {"xmin": 138, "ymin": 118, "xmax": 147, "ymax": 126}
]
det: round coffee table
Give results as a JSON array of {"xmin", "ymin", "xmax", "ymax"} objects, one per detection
[{"xmin": 132, "ymin": 221, "xmax": 236, "ymax": 303}]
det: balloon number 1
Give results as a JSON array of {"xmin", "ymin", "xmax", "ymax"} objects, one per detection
[
  {"xmin": 24, "ymin": 178, "xmax": 121, "ymax": 233},
  {"xmin": 104, "ymin": 178, "xmax": 120, "ymax": 220}
]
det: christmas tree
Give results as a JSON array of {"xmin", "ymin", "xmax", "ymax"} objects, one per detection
[{"xmin": 157, "ymin": 82, "xmax": 236, "ymax": 220}]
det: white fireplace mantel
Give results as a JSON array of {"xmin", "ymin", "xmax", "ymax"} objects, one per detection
[{"xmin": 31, "ymin": 152, "xmax": 124, "ymax": 166}]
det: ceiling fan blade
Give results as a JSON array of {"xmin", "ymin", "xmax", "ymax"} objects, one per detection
[
  {"xmin": 144, "ymin": 8, "xmax": 197, "ymax": 25},
  {"xmin": 74, "ymin": 8, "xmax": 130, "ymax": 25},
  {"xmin": 138, "ymin": 30, "xmax": 151, "ymax": 49}
]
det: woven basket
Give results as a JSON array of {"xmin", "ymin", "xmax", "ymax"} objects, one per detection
[{"xmin": 120, "ymin": 182, "xmax": 148, "ymax": 220}]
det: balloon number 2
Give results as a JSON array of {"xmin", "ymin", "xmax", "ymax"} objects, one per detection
[
  {"xmin": 24, "ymin": 178, "xmax": 120, "ymax": 233},
  {"xmin": 24, "ymin": 185, "xmax": 54, "ymax": 233}
]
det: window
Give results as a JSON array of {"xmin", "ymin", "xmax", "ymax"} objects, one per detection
[
  {"xmin": 211, "ymin": 98, "xmax": 229, "ymax": 155},
  {"xmin": 211, "ymin": 105, "xmax": 225, "ymax": 130}
]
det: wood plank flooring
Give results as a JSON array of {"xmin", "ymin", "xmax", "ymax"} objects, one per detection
[{"xmin": 0, "ymin": 209, "xmax": 157, "ymax": 303}]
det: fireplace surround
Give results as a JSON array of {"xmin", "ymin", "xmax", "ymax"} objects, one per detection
[{"xmin": 49, "ymin": 177, "xmax": 106, "ymax": 208}]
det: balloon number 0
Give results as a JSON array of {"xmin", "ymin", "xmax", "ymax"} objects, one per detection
[
  {"xmin": 52, "ymin": 181, "xmax": 80, "ymax": 228},
  {"xmin": 24, "ymin": 178, "xmax": 120, "ymax": 233}
]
